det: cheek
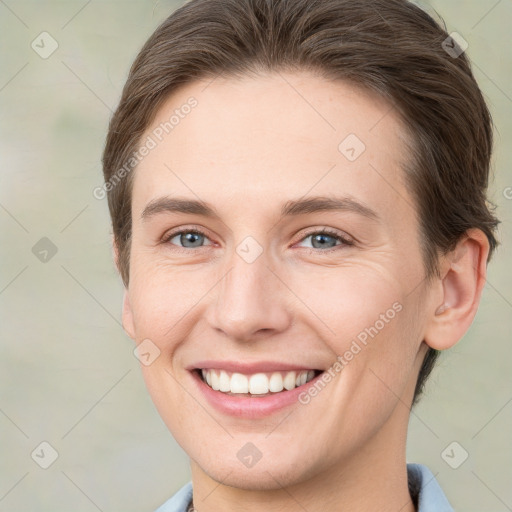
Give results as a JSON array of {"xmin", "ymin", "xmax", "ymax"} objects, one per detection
[
  {"xmin": 128, "ymin": 263, "xmax": 208, "ymax": 343},
  {"xmin": 129, "ymin": 255, "xmax": 419, "ymax": 365},
  {"xmin": 294, "ymin": 266, "xmax": 421, "ymax": 404},
  {"xmin": 292, "ymin": 265, "xmax": 405, "ymax": 346}
]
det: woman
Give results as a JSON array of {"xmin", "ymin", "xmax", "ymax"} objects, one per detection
[{"xmin": 101, "ymin": 0, "xmax": 499, "ymax": 510}]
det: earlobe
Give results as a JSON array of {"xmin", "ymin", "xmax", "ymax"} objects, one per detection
[
  {"xmin": 122, "ymin": 290, "xmax": 136, "ymax": 340},
  {"xmin": 424, "ymin": 229, "xmax": 490, "ymax": 351}
]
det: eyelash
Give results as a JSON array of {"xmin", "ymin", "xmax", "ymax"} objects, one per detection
[{"xmin": 161, "ymin": 226, "xmax": 354, "ymax": 254}]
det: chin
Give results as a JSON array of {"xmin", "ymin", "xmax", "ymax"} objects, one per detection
[
  {"xmin": 197, "ymin": 453, "xmax": 318, "ymax": 491},
  {"xmin": 208, "ymin": 468, "xmax": 295, "ymax": 491}
]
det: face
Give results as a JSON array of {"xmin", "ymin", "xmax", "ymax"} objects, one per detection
[{"xmin": 122, "ymin": 71, "xmax": 434, "ymax": 490}]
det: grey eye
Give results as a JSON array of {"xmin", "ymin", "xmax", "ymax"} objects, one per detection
[{"xmin": 167, "ymin": 230, "xmax": 212, "ymax": 248}]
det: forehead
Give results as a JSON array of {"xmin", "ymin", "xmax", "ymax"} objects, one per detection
[{"xmin": 133, "ymin": 71, "xmax": 415, "ymax": 230}]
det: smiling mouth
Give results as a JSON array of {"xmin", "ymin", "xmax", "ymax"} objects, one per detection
[{"xmin": 194, "ymin": 368, "xmax": 323, "ymax": 397}]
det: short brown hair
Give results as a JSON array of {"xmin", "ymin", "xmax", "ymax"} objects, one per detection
[{"xmin": 102, "ymin": 0, "xmax": 499, "ymax": 405}]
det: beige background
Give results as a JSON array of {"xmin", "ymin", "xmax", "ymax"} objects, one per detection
[{"xmin": 0, "ymin": 0, "xmax": 510, "ymax": 510}]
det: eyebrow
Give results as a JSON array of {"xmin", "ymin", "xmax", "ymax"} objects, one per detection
[{"xmin": 140, "ymin": 195, "xmax": 380, "ymax": 222}]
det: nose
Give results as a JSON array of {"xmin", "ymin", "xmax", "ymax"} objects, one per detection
[{"xmin": 205, "ymin": 246, "xmax": 292, "ymax": 342}]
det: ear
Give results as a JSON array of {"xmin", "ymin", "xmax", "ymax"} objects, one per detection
[
  {"xmin": 122, "ymin": 290, "xmax": 136, "ymax": 340},
  {"xmin": 112, "ymin": 235, "xmax": 136, "ymax": 340},
  {"xmin": 424, "ymin": 228, "xmax": 490, "ymax": 350}
]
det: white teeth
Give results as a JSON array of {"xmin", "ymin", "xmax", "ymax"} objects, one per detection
[
  {"xmin": 219, "ymin": 370, "xmax": 231, "ymax": 392},
  {"xmin": 200, "ymin": 369, "xmax": 317, "ymax": 394},
  {"xmin": 284, "ymin": 371, "xmax": 296, "ymax": 390},
  {"xmin": 249, "ymin": 373, "xmax": 269, "ymax": 394},
  {"xmin": 211, "ymin": 370, "xmax": 220, "ymax": 391},
  {"xmin": 230, "ymin": 373, "xmax": 249, "ymax": 393},
  {"xmin": 269, "ymin": 372, "xmax": 284, "ymax": 392}
]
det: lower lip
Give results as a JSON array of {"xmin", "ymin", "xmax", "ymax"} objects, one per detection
[{"xmin": 189, "ymin": 370, "xmax": 324, "ymax": 419}]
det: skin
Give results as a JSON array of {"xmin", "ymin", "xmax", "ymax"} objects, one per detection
[{"xmin": 116, "ymin": 71, "xmax": 489, "ymax": 512}]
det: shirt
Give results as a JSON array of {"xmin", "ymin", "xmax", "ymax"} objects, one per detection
[{"xmin": 153, "ymin": 463, "xmax": 454, "ymax": 511}]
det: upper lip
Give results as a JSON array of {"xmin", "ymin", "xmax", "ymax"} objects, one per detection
[{"xmin": 187, "ymin": 360, "xmax": 323, "ymax": 373}]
